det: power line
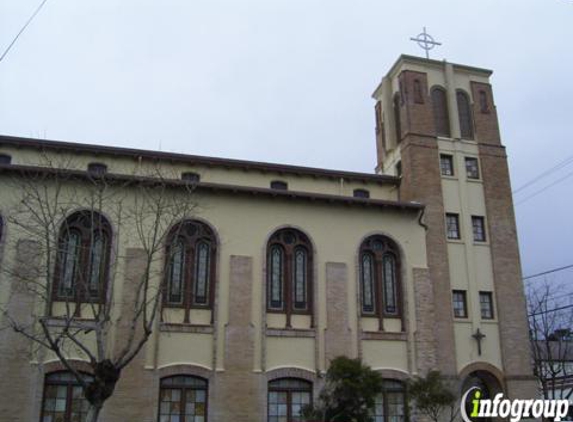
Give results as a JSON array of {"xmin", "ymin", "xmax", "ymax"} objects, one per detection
[
  {"xmin": 0, "ymin": 0, "xmax": 50, "ymax": 63},
  {"xmin": 515, "ymin": 168, "xmax": 573, "ymax": 206},
  {"xmin": 523, "ymin": 264, "xmax": 573, "ymax": 281},
  {"xmin": 513, "ymin": 153, "xmax": 573, "ymax": 195},
  {"xmin": 528, "ymin": 303, "xmax": 573, "ymax": 318}
]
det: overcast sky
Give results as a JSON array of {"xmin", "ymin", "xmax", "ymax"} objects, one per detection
[{"xmin": 1, "ymin": 0, "xmax": 572, "ymax": 280}]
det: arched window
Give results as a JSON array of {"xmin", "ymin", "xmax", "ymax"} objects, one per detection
[
  {"xmin": 372, "ymin": 379, "xmax": 407, "ymax": 422},
  {"xmin": 267, "ymin": 229, "xmax": 313, "ymax": 319},
  {"xmin": 353, "ymin": 189, "xmax": 370, "ymax": 199},
  {"xmin": 158, "ymin": 375, "xmax": 208, "ymax": 422},
  {"xmin": 456, "ymin": 90, "xmax": 474, "ymax": 139},
  {"xmin": 270, "ymin": 180, "xmax": 288, "ymax": 190},
  {"xmin": 360, "ymin": 235, "xmax": 402, "ymax": 319},
  {"xmin": 393, "ymin": 93, "xmax": 402, "ymax": 143},
  {"xmin": 53, "ymin": 211, "xmax": 111, "ymax": 302},
  {"xmin": 164, "ymin": 220, "xmax": 216, "ymax": 313},
  {"xmin": 87, "ymin": 162, "xmax": 107, "ymax": 176},
  {"xmin": 40, "ymin": 371, "xmax": 93, "ymax": 422},
  {"xmin": 268, "ymin": 378, "xmax": 312, "ymax": 422},
  {"xmin": 431, "ymin": 87, "xmax": 450, "ymax": 137}
]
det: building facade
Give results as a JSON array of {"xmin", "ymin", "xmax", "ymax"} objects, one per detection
[{"xmin": 0, "ymin": 55, "xmax": 536, "ymax": 422}]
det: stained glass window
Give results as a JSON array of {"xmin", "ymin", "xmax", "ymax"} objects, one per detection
[
  {"xmin": 268, "ymin": 378, "xmax": 311, "ymax": 422},
  {"xmin": 293, "ymin": 248, "xmax": 307, "ymax": 310},
  {"xmin": 457, "ymin": 91, "xmax": 474, "ymax": 139},
  {"xmin": 269, "ymin": 246, "xmax": 284, "ymax": 310},
  {"xmin": 158, "ymin": 376, "xmax": 208, "ymax": 422},
  {"xmin": 194, "ymin": 242, "xmax": 210, "ymax": 305},
  {"xmin": 60, "ymin": 230, "xmax": 80, "ymax": 297},
  {"xmin": 432, "ymin": 87, "xmax": 451, "ymax": 137},
  {"xmin": 41, "ymin": 372, "xmax": 93, "ymax": 422},
  {"xmin": 383, "ymin": 255, "xmax": 397, "ymax": 315},
  {"xmin": 362, "ymin": 253, "xmax": 375, "ymax": 314},
  {"xmin": 169, "ymin": 239, "xmax": 186, "ymax": 304},
  {"xmin": 372, "ymin": 380, "xmax": 406, "ymax": 422}
]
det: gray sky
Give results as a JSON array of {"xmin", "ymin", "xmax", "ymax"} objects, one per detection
[{"xmin": 1, "ymin": 0, "xmax": 572, "ymax": 279}]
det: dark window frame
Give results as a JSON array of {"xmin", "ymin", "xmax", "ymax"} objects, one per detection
[
  {"xmin": 40, "ymin": 371, "xmax": 93, "ymax": 422},
  {"xmin": 452, "ymin": 290, "xmax": 468, "ymax": 318},
  {"xmin": 472, "ymin": 216, "xmax": 486, "ymax": 242},
  {"xmin": 480, "ymin": 291, "xmax": 494, "ymax": 320},
  {"xmin": 268, "ymin": 378, "xmax": 312, "ymax": 422},
  {"xmin": 87, "ymin": 162, "xmax": 108, "ymax": 176},
  {"xmin": 373, "ymin": 379, "xmax": 408, "ymax": 422},
  {"xmin": 157, "ymin": 375, "xmax": 208, "ymax": 422},
  {"xmin": 431, "ymin": 86, "xmax": 451, "ymax": 137},
  {"xmin": 353, "ymin": 189, "xmax": 370, "ymax": 199},
  {"xmin": 52, "ymin": 211, "xmax": 112, "ymax": 309},
  {"xmin": 440, "ymin": 154, "xmax": 454, "ymax": 177},
  {"xmin": 0, "ymin": 154, "xmax": 12, "ymax": 164},
  {"xmin": 465, "ymin": 157, "xmax": 480, "ymax": 180},
  {"xmin": 270, "ymin": 180, "xmax": 288, "ymax": 190},
  {"xmin": 266, "ymin": 228, "xmax": 313, "ymax": 327},
  {"xmin": 163, "ymin": 220, "xmax": 217, "ymax": 323},
  {"xmin": 359, "ymin": 236, "xmax": 403, "ymax": 326},
  {"xmin": 456, "ymin": 90, "xmax": 474, "ymax": 139},
  {"xmin": 181, "ymin": 172, "xmax": 201, "ymax": 183},
  {"xmin": 445, "ymin": 213, "xmax": 461, "ymax": 240}
]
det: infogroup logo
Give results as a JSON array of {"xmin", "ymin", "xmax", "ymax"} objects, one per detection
[{"xmin": 460, "ymin": 387, "xmax": 570, "ymax": 422}]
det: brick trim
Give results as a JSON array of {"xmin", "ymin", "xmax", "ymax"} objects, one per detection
[
  {"xmin": 41, "ymin": 359, "xmax": 93, "ymax": 375},
  {"xmin": 157, "ymin": 363, "xmax": 213, "ymax": 381},
  {"xmin": 375, "ymin": 368, "xmax": 410, "ymax": 381},
  {"xmin": 265, "ymin": 367, "xmax": 317, "ymax": 383},
  {"xmin": 458, "ymin": 361, "xmax": 505, "ymax": 389}
]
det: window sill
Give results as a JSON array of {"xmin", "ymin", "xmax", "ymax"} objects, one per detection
[
  {"xmin": 160, "ymin": 323, "xmax": 213, "ymax": 334},
  {"xmin": 453, "ymin": 317, "xmax": 471, "ymax": 323},
  {"xmin": 446, "ymin": 238, "xmax": 464, "ymax": 244},
  {"xmin": 473, "ymin": 241, "xmax": 490, "ymax": 246},
  {"xmin": 441, "ymin": 175, "xmax": 458, "ymax": 180},
  {"xmin": 265, "ymin": 328, "xmax": 316, "ymax": 338},
  {"xmin": 43, "ymin": 317, "xmax": 97, "ymax": 328},
  {"xmin": 466, "ymin": 178, "xmax": 483, "ymax": 183},
  {"xmin": 361, "ymin": 331, "xmax": 407, "ymax": 341}
]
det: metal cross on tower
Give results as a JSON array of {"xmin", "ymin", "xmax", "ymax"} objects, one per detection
[
  {"xmin": 410, "ymin": 27, "xmax": 442, "ymax": 59},
  {"xmin": 472, "ymin": 328, "xmax": 486, "ymax": 356}
]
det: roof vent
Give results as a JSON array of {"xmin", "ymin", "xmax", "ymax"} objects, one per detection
[
  {"xmin": 87, "ymin": 162, "xmax": 108, "ymax": 176},
  {"xmin": 181, "ymin": 172, "xmax": 201, "ymax": 183},
  {"xmin": 270, "ymin": 180, "xmax": 288, "ymax": 190},
  {"xmin": 353, "ymin": 189, "xmax": 370, "ymax": 199}
]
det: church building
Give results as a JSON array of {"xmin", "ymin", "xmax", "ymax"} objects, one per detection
[{"xmin": 0, "ymin": 55, "xmax": 536, "ymax": 422}]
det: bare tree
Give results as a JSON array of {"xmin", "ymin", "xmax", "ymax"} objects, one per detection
[
  {"xmin": 0, "ymin": 156, "xmax": 199, "ymax": 422},
  {"xmin": 528, "ymin": 280, "xmax": 573, "ymax": 402}
]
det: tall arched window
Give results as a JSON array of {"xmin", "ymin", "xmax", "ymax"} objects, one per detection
[
  {"xmin": 456, "ymin": 90, "xmax": 474, "ymax": 139},
  {"xmin": 53, "ymin": 211, "xmax": 111, "ymax": 302},
  {"xmin": 431, "ymin": 86, "xmax": 451, "ymax": 137},
  {"xmin": 360, "ymin": 235, "xmax": 402, "ymax": 320},
  {"xmin": 164, "ymin": 220, "xmax": 216, "ymax": 316},
  {"xmin": 268, "ymin": 378, "xmax": 312, "ymax": 422},
  {"xmin": 40, "ymin": 371, "xmax": 93, "ymax": 422},
  {"xmin": 372, "ymin": 379, "xmax": 407, "ymax": 422},
  {"xmin": 393, "ymin": 93, "xmax": 402, "ymax": 143},
  {"xmin": 158, "ymin": 375, "xmax": 208, "ymax": 422},
  {"xmin": 267, "ymin": 229, "xmax": 313, "ymax": 322}
]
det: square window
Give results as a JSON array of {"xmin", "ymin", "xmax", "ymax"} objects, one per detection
[
  {"xmin": 465, "ymin": 157, "xmax": 480, "ymax": 179},
  {"xmin": 472, "ymin": 216, "xmax": 486, "ymax": 242},
  {"xmin": 440, "ymin": 154, "xmax": 454, "ymax": 176},
  {"xmin": 452, "ymin": 290, "xmax": 468, "ymax": 318},
  {"xmin": 480, "ymin": 292, "xmax": 494, "ymax": 319},
  {"xmin": 446, "ymin": 213, "xmax": 460, "ymax": 240}
]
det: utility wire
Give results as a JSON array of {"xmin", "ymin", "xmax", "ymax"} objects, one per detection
[
  {"xmin": 528, "ymin": 303, "xmax": 573, "ymax": 318},
  {"xmin": 0, "ymin": 0, "xmax": 50, "ymax": 63},
  {"xmin": 513, "ymin": 154, "xmax": 573, "ymax": 195},
  {"xmin": 515, "ymin": 168, "xmax": 573, "ymax": 206},
  {"xmin": 523, "ymin": 264, "xmax": 573, "ymax": 281}
]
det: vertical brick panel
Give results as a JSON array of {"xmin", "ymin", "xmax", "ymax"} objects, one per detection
[
  {"xmin": 412, "ymin": 268, "xmax": 437, "ymax": 373},
  {"xmin": 0, "ymin": 240, "xmax": 40, "ymax": 422},
  {"xmin": 324, "ymin": 262, "xmax": 351, "ymax": 363},
  {"xmin": 211, "ymin": 255, "xmax": 261, "ymax": 422}
]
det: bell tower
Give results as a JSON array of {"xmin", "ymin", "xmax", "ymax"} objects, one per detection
[{"xmin": 372, "ymin": 55, "xmax": 536, "ymax": 399}]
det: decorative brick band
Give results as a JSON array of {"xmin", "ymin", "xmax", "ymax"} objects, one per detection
[{"xmin": 157, "ymin": 363, "xmax": 213, "ymax": 381}]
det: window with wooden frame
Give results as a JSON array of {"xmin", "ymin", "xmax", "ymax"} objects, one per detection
[
  {"xmin": 472, "ymin": 216, "xmax": 486, "ymax": 242},
  {"xmin": 267, "ymin": 228, "xmax": 313, "ymax": 324},
  {"xmin": 158, "ymin": 375, "xmax": 208, "ymax": 422},
  {"xmin": 360, "ymin": 235, "xmax": 402, "ymax": 322},
  {"xmin": 465, "ymin": 157, "xmax": 480, "ymax": 180},
  {"xmin": 480, "ymin": 291, "xmax": 494, "ymax": 320},
  {"xmin": 268, "ymin": 378, "xmax": 312, "ymax": 422},
  {"xmin": 40, "ymin": 371, "xmax": 93, "ymax": 422},
  {"xmin": 452, "ymin": 290, "xmax": 468, "ymax": 318},
  {"xmin": 445, "ymin": 213, "xmax": 460, "ymax": 240},
  {"xmin": 431, "ymin": 86, "xmax": 451, "ymax": 137},
  {"xmin": 440, "ymin": 154, "xmax": 454, "ymax": 177},
  {"xmin": 456, "ymin": 90, "xmax": 474, "ymax": 139},
  {"xmin": 164, "ymin": 220, "xmax": 216, "ymax": 321},
  {"xmin": 53, "ymin": 211, "xmax": 111, "ymax": 304},
  {"xmin": 372, "ymin": 379, "xmax": 407, "ymax": 422}
]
